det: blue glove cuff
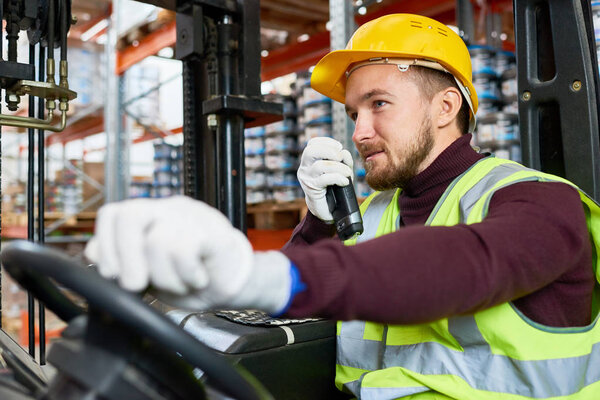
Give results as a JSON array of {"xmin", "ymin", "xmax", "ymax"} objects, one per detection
[{"xmin": 273, "ymin": 261, "xmax": 306, "ymax": 317}]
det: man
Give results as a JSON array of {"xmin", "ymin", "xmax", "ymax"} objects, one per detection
[{"xmin": 86, "ymin": 14, "xmax": 600, "ymax": 399}]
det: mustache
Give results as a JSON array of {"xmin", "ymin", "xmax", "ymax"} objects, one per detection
[{"xmin": 356, "ymin": 142, "xmax": 385, "ymax": 160}]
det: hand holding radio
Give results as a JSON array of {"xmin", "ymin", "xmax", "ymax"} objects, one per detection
[{"xmin": 297, "ymin": 137, "xmax": 354, "ymax": 223}]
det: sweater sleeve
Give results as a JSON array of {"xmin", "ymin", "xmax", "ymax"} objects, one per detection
[
  {"xmin": 280, "ymin": 181, "xmax": 594, "ymax": 326},
  {"xmin": 281, "ymin": 210, "xmax": 336, "ymax": 249}
]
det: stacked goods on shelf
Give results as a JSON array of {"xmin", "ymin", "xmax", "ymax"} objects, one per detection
[
  {"xmin": 149, "ymin": 142, "xmax": 183, "ymax": 198},
  {"xmin": 245, "ymin": 125, "xmax": 268, "ymax": 204},
  {"xmin": 56, "ymin": 161, "xmax": 84, "ymax": 215},
  {"xmin": 245, "ymin": 95, "xmax": 301, "ymax": 204},
  {"xmin": 470, "ymin": 46, "xmax": 501, "ymax": 117},
  {"xmin": 1, "ymin": 182, "xmax": 27, "ymax": 228},
  {"xmin": 45, "ymin": 182, "xmax": 62, "ymax": 212},
  {"xmin": 496, "ymin": 51, "xmax": 519, "ymax": 115},
  {"xmin": 1, "ymin": 270, "xmax": 28, "ymax": 341},
  {"xmin": 266, "ymin": 95, "xmax": 302, "ymax": 202},
  {"xmin": 469, "ymin": 45, "xmax": 520, "ymax": 162},
  {"xmin": 129, "ymin": 177, "xmax": 153, "ymax": 199},
  {"xmin": 3, "ymin": 170, "xmax": 99, "ymax": 234},
  {"xmin": 43, "ymin": 162, "xmax": 103, "ymax": 214},
  {"xmin": 2, "ymin": 182, "xmax": 26, "ymax": 213},
  {"xmin": 297, "ymin": 83, "xmax": 332, "ymax": 147},
  {"xmin": 245, "ymin": 92, "xmax": 306, "ymax": 230},
  {"xmin": 67, "ymin": 45, "xmax": 104, "ymax": 111}
]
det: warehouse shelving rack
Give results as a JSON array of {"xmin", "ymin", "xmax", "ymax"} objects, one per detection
[
  {"xmin": 4, "ymin": 0, "xmax": 518, "ymax": 245},
  {"xmin": 60, "ymin": 0, "xmax": 491, "ymax": 247}
]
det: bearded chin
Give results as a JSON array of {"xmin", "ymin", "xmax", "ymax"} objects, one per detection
[{"xmin": 365, "ymin": 118, "xmax": 434, "ymax": 191}]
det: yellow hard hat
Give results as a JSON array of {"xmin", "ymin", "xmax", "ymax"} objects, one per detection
[{"xmin": 311, "ymin": 13, "xmax": 478, "ymax": 132}]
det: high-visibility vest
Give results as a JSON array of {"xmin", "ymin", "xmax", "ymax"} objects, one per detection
[{"xmin": 337, "ymin": 156, "xmax": 600, "ymax": 400}]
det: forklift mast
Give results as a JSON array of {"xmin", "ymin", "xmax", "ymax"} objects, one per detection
[
  {"xmin": 0, "ymin": 0, "xmax": 78, "ymax": 364},
  {"xmin": 168, "ymin": 0, "xmax": 281, "ymax": 232}
]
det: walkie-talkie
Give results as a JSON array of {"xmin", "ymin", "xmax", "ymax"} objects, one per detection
[{"xmin": 326, "ymin": 184, "xmax": 364, "ymax": 241}]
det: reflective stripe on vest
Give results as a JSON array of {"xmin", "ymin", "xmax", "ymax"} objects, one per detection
[
  {"xmin": 458, "ymin": 161, "xmax": 530, "ymax": 223},
  {"xmin": 342, "ymin": 377, "xmax": 431, "ymax": 400},
  {"xmin": 357, "ymin": 190, "xmax": 397, "ymax": 244},
  {"xmin": 339, "ymin": 316, "xmax": 600, "ymax": 397},
  {"xmin": 337, "ymin": 156, "xmax": 600, "ymax": 399}
]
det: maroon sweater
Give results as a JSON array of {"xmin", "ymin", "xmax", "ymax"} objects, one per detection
[{"xmin": 281, "ymin": 134, "xmax": 595, "ymax": 327}]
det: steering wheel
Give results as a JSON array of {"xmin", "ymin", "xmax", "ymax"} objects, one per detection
[{"xmin": 0, "ymin": 240, "xmax": 273, "ymax": 400}]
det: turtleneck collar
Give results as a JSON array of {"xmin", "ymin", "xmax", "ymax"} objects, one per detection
[{"xmin": 399, "ymin": 134, "xmax": 485, "ymax": 226}]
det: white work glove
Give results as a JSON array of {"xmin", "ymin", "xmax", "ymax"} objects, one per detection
[
  {"xmin": 84, "ymin": 196, "xmax": 293, "ymax": 314},
  {"xmin": 298, "ymin": 137, "xmax": 354, "ymax": 222}
]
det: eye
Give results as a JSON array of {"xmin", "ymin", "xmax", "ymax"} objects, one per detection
[
  {"xmin": 347, "ymin": 111, "xmax": 357, "ymax": 122},
  {"xmin": 373, "ymin": 100, "xmax": 387, "ymax": 109}
]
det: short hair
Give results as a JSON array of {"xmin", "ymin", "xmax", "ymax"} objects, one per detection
[{"xmin": 407, "ymin": 66, "xmax": 470, "ymax": 134}]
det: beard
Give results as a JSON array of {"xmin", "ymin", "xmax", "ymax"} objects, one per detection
[{"xmin": 359, "ymin": 117, "xmax": 434, "ymax": 191}]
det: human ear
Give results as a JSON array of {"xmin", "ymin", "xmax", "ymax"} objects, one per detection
[{"xmin": 436, "ymin": 87, "xmax": 462, "ymax": 129}]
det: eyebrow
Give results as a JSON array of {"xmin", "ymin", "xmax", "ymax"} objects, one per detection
[{"xmin": 345, "ymin": 89, "xmax": 395, "ymax": 114}]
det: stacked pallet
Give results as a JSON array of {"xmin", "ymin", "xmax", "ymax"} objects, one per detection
[{"xmin": 247, "ymin": 198, "xmax": 307, "ymax": 230}]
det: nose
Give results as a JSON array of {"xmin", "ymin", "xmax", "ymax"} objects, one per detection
[{"xmin": 352, "ymin": 113, "xmax": 375, "ymax": 145}]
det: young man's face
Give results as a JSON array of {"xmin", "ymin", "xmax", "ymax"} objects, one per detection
[{"xmin": 345, "ymin": 64, "xmax": 436, "ymax": 190}]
